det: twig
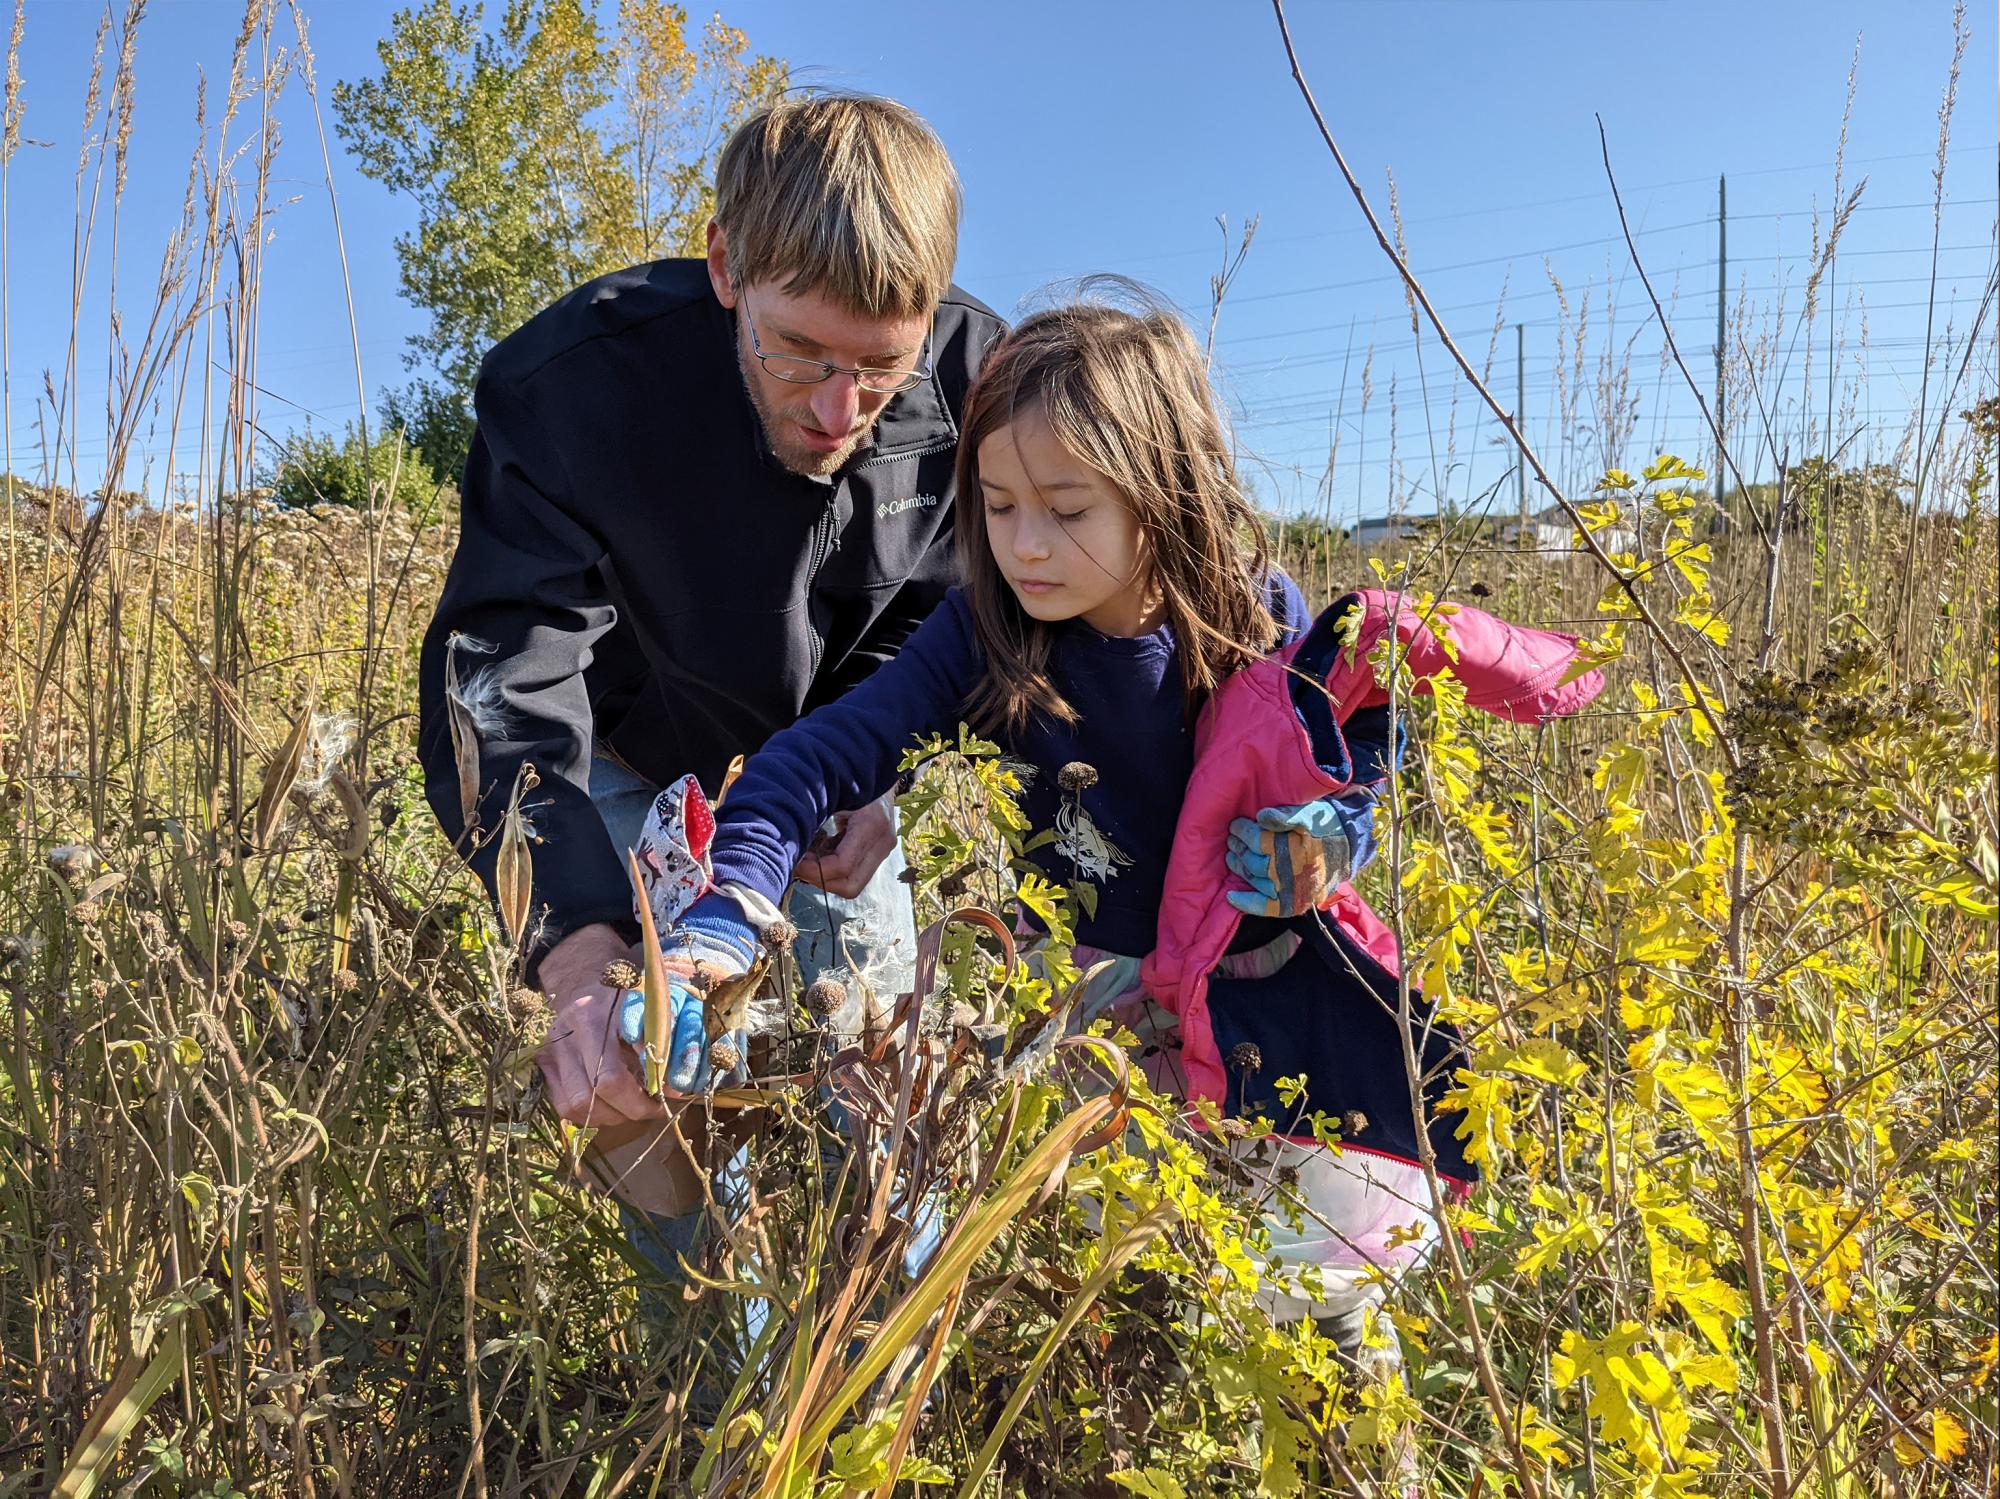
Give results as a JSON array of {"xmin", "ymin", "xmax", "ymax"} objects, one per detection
[{"xmin": 1267, "ymin": 1, "xmax": 1735, "ymax": 764}]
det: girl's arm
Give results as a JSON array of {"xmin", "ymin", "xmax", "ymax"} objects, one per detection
[
  {"xmin": 673, "ymin": 590, "xmax": 983, "ymax": 965},
  {"xmin": 1325, "ymin": 702, "xmax": 1395, "ymax": 876}
]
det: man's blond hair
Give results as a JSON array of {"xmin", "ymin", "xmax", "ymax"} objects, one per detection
[{"xmin": 714, "ymin": 93, "xmax": 960, "ymax": 321}]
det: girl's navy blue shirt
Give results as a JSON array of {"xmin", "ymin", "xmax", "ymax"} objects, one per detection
[{"xmin": 695, "ymin": 572, "xmax": 1390, "ymax": 960}]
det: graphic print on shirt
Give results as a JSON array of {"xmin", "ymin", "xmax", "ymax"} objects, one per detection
[{"xmin": 1055, "ymin": 798, "xmax": 1134, "ymax": 884}]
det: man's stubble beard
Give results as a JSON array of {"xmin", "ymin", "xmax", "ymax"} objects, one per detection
[{"xmin": 732, "ymin": 322, "xmax": 871, "ymax": 479}]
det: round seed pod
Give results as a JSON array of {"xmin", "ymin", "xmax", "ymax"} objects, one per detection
[
  {"xmin": 1342, "ymin": 1109, "xmax": 1370, "ymax": 1137},
  {"xmin": 760, "ymin": 917, "xmax": 798, "ymax": 956},
  {"xmin": 804, "ymin": 976, "xmax": 847, "ymax": 1019},
  {"xmin": 600, "ymin": 959, "xmax": 642, "ymax": 991},
  {"xmin": 708, "ymin": 1038, "xmax": 742, "ymax": 1075},
  {"xmin": 1227, "ymin": 1042, "xmax": 1263, "ymax": 1075},
  {"xmin": 1056, "ymin": 761, "xmax": 1099, "ymax": 794}
]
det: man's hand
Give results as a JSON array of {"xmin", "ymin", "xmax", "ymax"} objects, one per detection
[
  {"xmin": 534, "ymin": 922, "xmax": 664, "ymax": 1127},
  {"xmin": 1224, "ymin": 801, "xmax": 1354, "ymax": 918},
  {"xmin": 794, "ymin": 795, "xmax": 897, "ymax": 899}
]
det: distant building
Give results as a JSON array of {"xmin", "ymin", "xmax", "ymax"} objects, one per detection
[
  {"xmin": 1502, "ymin": 502, "xmax": 1635, "ymax": 553},
  {"xmin": 1351, "ymin": 514, "xmax": 1424, "ymax": 547}
]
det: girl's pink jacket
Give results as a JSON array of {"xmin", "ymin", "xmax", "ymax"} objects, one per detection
[{"xmin": 1139, "ymin": 588, "xmax": 1606, "ymax": 1112}]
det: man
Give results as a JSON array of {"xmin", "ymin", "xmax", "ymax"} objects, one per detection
[{"xmin": 418, "ymin": 94, "xmax": 1002, "ymax": 1231}]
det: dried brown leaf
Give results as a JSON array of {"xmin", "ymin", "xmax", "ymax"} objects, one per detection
[
  {"xmin": 443, "ymin": 639, "xmax": 482, "ymax": 832},
  {"xmin": 254, "ymin": 682, "xmax": 318, "ymax": 848},
  {"xmin": 716, "ymin": 752, "xmax": 746, "ymax": 807},
  {"xmin": 628, "ymin": 850, "xmax": 674, "ymax": 1096}
]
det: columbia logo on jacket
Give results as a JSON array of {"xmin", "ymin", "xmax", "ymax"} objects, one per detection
[{"xmin": 877, "ymin": 493, "xmax": 941, "ymax": 520}]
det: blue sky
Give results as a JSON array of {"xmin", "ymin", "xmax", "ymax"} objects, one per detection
[{"xmin": 9, "ymin": 0, "xmax": 1995, "ymax": 519}]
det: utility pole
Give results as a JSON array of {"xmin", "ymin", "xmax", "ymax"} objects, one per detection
[
  {"xmin": 1714, "ymin": 174, "xmax": 1727, "ymax": 510},
  {"xmin": 1516, "ymin": 322, "xmax": 1527, "ymax": 533}
]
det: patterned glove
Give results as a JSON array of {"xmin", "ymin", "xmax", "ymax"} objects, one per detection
[
  {"xmin": 1225, "ymin": 799, "xmax": 1355, "ymax": 918},
  {"xmin": 615, "ymin": 899, "xmax": 758, "ymax": 1095},
  {"xmin": 615, "ymin": 965, "xmax": 748, "ymax": 1096}
]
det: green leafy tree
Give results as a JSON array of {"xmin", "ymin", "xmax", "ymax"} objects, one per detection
[
  {"xmin": 266, "ymin": 424, "xmax": 444, "ymax": 512},
  {"xmin": 335, "ymin": 0, "xmax": 786, "ymax": 475},
  {"xmin": 381, "ymin": 379, "xmax": 479, "ymax": 486}
]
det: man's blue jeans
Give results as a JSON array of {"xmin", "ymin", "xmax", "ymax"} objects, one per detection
[{"xmin": 588, "ymin": 755, "xmax": 917, "ymax": 1000}]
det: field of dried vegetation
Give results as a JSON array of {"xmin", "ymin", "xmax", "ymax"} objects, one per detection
[{"xmin": 1, "ymin": 4, "xmax": 1994, "ymax": 1497}]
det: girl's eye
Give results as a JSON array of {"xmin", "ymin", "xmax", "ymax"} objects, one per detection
[
  {"xmin": 983, "ymin": 501, "xmax": 1014, "ymax": 517},
  {"xmin": 1053, "ymin": 508, "xmax": 1088, "ymax": 524}
]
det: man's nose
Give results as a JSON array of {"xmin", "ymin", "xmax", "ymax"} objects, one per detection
[{"xmin": 809, "ymin": 374, "xmax": 862, "ymax": 437}]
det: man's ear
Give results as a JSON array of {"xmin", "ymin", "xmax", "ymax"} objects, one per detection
[{"xmin": 705, "ymin": 221, "xmax": 738, "ymax": 309}]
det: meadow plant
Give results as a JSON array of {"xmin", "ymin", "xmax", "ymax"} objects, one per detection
[{"xmin": 1, "ymin": 3, "xmax": 1994, "ymax": 1496}]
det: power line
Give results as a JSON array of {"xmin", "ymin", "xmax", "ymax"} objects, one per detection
[{"xmin": 1227, "ymin": 197, "xmax": 1996, "ymax": 309}]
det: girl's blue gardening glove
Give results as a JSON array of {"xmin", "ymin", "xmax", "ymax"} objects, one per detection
[
  {"xmin": 614, "ymin": 896, "xmax": 758, "ymax": 1094},
  {"xmin": 1226, "ymin": 796, "xmax": 1370, "ymax": 917}
]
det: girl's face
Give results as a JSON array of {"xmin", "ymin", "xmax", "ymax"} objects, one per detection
[{"xmin": 976, "ymin": 410, "xmax": 1158, "ymax": 637}]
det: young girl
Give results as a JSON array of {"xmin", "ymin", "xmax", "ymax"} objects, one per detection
[{"xmin": 628, "ymin": 295, "xmax": 1598, "ymax": 1384}]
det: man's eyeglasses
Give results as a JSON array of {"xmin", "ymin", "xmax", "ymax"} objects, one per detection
[{"xmin": 743, "ymin": 298, "xmax": 932, "ymax": 395}]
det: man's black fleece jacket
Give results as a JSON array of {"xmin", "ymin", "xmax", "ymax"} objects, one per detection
[{"xmin": 417, "ymin": 257, "xmax": 1004, "ymax": 970}]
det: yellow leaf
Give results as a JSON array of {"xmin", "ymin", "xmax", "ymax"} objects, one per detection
[
  {"xmin": 1932, "ymin": 1411, "xmax": 1969, "ymax": 1463},
  {"xmin": 1494, "ymin": 1038, "xmax": 1589, "ymax": 1086},
  {"xmin": 1970, "ymin": 1334, "xmax": 1998, "ymax": 1390}
]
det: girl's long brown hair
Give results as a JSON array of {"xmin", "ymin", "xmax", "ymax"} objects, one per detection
[{"xmin": 957, "ymin": 290, "xmax": 1280, "ymax": 735}]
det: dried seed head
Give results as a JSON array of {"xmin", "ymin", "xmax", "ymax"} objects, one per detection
[
  {"xmin": 509, "ymin": 986, "xmax": 550, "ymax": 1046},
  {"xmin": 1056, "ymin": 761, "xmax": 1099, "ymax": 794},
  {"xmin": 708, "ymin": 1039, "xmax": 742, "ymax": 1075},
  {"xmin": 804, "ymin": 976, "xmax": 847, "ymax": 1018},
  {"xmin": 601, "ymin": 959, "xmax": 642, "ymax": 991},
  {"xmin": 1342, "ymin": 1109, "xmax": 1370, "ymax": 1137},
  {"xmin": 938, "ymin": 867, "xmax": 969, "ymax": 899},
  {"xmin": 72, "ymin": 901, "xmax": 102, "ymax": 926},
  {"xmin": 1468, "ymin": 580, "xmax": 1492, "ymax": 598},
  {"xmin": 759, "ymin": 917, "xmax": 798, "ymax": 956},
  {"xmin": 0, "ymin": 934, "xmax": 22, "ymax": 967},
  {"xmin": 332, "ymin": 968, "xmax": 360, "ymax": 994},
  {"xmin": 46, "ymin": 844, "xmax": 95, "ymax": 882},
  {"xmin": 1227, "ymin": 1042, "xmax": 1263, "ymax": 1075}
]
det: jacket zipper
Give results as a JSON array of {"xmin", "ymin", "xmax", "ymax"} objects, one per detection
[
  {"xmin": 805, "ymin": 435, "xmax": 957, "ymax": 677},
  {"xmin": 853, "ymin": 436, "xmax": 956, "ymax": 471},
  {"xmin": 803, "ymin": 499, "xmax": 836, "ymax": 678}
]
